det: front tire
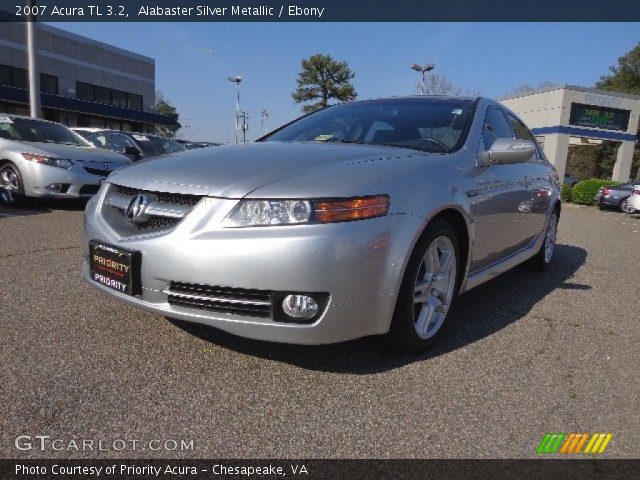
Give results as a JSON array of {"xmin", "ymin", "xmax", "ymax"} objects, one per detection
[
  {"xmin": 0, "ymin": 163, "xmax": 25, "ymax": 207},
  {"xmin": 529, "ymin": 210, "xmax": 558, "ymax": 271},
  {"xmin": 620, "ymin": 197, "xmax": 635, "ymax": 214},
  {"xmin": 389, "ymin": 220, "xmax": 461, "ymax": 354}
]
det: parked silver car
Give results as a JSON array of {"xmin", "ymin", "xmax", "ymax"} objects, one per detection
[
  {"xmin": 0, "ymin": 115, "xmax": 131, "ymax": 205},
  {"xmin": 83, "ymin": 97, "xmax": 560, "ymax": 353}
]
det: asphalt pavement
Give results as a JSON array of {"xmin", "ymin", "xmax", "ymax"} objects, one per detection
[{"xmin": 1, "ymin": 201, "xmax": 638, "ymax": 459}]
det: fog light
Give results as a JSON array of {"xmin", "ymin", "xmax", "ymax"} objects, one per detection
[
  {"xmin": 282, "ymin": 294, "xmax": 318, "ymax": 319},
  {"xmin": 45, "ymin": 183, "xmax": 64, "ymax": 193}
]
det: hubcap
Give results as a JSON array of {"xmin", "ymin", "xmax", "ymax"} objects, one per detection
[
  {"xmin": 544, "ymin": 212, "xmax": 557, "ymax": 264},
  {"xmin": 413, "ymin": 236, "xmax": 457, "ymax": 340},
  {"xmin": 621, "ymin": 198, "xmax": 634, "ymax": 214},
  {"xmin": 0, "ymin": 167, "xmax": 19, "ymax": 204}
]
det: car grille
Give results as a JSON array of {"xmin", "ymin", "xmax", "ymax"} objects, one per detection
[
  {"xmin": 113, "ymin": 185, "xmax": 202, "ymax": 206},
  {"xmin": 101, "ymin": 184, "xmax": 203, "ymax": 236},
  {"xmin": 79, "ymin": 185, "xmax": 100, "ymax": 195},
  {"xmin": 165, "ymin": 282, "xmax": 273, "ymax": 318},
  {"xmin": 84, "ymin": 167, "xmax": 112, "ymax": 177}
]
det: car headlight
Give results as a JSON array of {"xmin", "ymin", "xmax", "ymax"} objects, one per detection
[
  {"xmin": 22, "ymin": 153, "xmax": 74, "ymax": 169},
  {"xmin": 223, "ymin": 195, "xmax": 390, "ymax": 227}
]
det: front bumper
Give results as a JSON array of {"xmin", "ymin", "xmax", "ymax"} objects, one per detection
[
  {"xmin": 22, "ymin": 162, "xmax": 110, "ymax": 198},
  {"xmin": 83, "ymin": 192, "xmax": 423, "ymax": 344}
]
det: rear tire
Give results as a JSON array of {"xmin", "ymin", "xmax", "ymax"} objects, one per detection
[
  {"xmin": 529, "ymin": 210, "xmax": 558, "ymax": 271},
  {"xmin": 389, "ymin": 220, "xmax": 461, "ymax": 354},
  {"xmin": 0, "ymin": 163, "xmax": 26, "ymax": 207}
]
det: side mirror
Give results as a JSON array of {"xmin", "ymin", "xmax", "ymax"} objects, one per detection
[{"xmin": 481, "ymin": 138, "xmax": 535, "ymax": 165}]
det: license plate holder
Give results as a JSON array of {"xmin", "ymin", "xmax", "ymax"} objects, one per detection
[{"xmin": 89, "ymin": 241, "xmax": 141, "ymax": 296}]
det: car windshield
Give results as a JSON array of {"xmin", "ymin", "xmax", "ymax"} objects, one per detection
[
  {"xmin": 263, "ymin": 98, "xmax": 476, "ymax": 152},
  {"xmin": 0, "ymin": 117, "xmax": 90, "ymax": 147},
  {"xmin": 133, "ymin": 135, "xmax": 185, "ymax": 156},
  {"xmin": 146, "ymin": 136, "xmax": 186, "ymax": 155}
]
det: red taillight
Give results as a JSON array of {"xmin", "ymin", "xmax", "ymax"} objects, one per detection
[
  {"xmin": 602, "ymin": 188, "xmax": 611, "ymax": 196},
  {"xmin": 633, "ymin": 190, "xmax": 640, "ymax": 196}
]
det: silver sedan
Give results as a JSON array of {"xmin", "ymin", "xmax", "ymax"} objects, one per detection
[
  {"xmin": 83, "ymin": 97, "xmax": 560, "ymax": 353},
  {"xmin": 0, "ymin": 115, "xmax": 131, "ymax": 205}
]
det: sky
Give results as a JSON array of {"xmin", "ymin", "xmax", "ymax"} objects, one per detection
[{"xmin": 49, "ymin": 22, "xmax": 640, "ymax": 143}]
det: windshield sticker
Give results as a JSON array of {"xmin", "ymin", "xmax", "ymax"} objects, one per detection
[
  {"xmin": 315, "ymin": 134, "xmax": 333, "ymax": 141},
  {"xmin": 0, "ymin": 116, "xmax": 14, "ymax": 124},
  {"xmin": 132, "ymin": 134, "xmax": 149, "ymax": 141},
  {"xmin": 452, "ymin": 108, "xmax": 463, "ymax": 115}
]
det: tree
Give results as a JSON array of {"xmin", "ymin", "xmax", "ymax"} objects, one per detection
[
  {"xmin": 292, "ymin": 54, "xmax": 357, "ymax": 113},
  {"xmin": 505, "ymin": 81, "xmax": 560, "ymax": 97},
  {"xmin": 596, "ymin": 42, "xmax": 640, "ymax": 179},
  {"xmin": 414, "ymin": 73, "xmax": 480, "ymax": 96},
  {"xmin": 596, "ymin": 42, "xmax": 640, "ymax": 95},
  {"xmin": 154, "ymin": 91, "xmax": 181, "ymax": 138}
]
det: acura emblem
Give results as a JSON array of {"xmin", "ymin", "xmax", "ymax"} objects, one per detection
[{"xmin": 125, "ymin": 194, "xmax": 149, "ymax": 223}]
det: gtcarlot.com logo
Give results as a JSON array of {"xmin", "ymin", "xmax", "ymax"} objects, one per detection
[
  {"xmin": 537, "ymin": 433, "xmax": 612, "ymax": 454},
  {"xmin": 15, "ymin": 435, "xmax": 194, "ymax": 452}
]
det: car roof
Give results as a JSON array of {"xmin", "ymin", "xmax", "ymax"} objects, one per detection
[
  {"xmin": 82, "ymin": 129, "xmax": 164, "ymax": 140},
  {"xmin": 1, "ymin": 113, "xmax": 63, "ymax": 125},
  {"xmin": 349, "ymin": 95, "xmax": 480, "ymax": 105}
]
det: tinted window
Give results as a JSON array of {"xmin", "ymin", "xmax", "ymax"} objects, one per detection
[
  {"xmin": 111, "ymin": 90, "xmax": 127, "ymax": 108},
  {"xmin": 0, "ymin": 117, "xmax": 90, "ymax": 146},
  {"xmin": 128, "ymin": 93, "xmax": 143, "ymax": 111},
  {"xmin": 0, "ymin": 65, "xmax": 11, "ymax": 86},
  {"xmin": 76, "ymin": 82, "xmax": 93, "ymax": 101},
  {"xmin": 89, "ymin": 133, "xmax": 110, "ymax": 149},
  {"xmin": 12, "ymin": 68, "xmax": 28, "ymax": 90},
  {"xmin": 94, "ymin": 86, "xmax": 111, "ymax": 104},
  {"xmin": 482, "ymin": 106, "xmax": 513, "ymax": 150},
  {"xmin": 264, "ymin": 98, "xmax": 474, "ymax": 153},
  {"xmin": 40, "ymin": 73, "xmax": 58, "ymax": 95},
  {"xmin": 109, "ymin": 133, "xmax": 138, "ymax": 151},
  {"xmin": 506, "ymin": 113, "xmax": 535, "ymax": 141},
  {"xmin": 146, "ymin": 136, "xmax": 186, "ymax": 154}
]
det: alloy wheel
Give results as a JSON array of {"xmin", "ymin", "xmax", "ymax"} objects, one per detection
[
  {"xmin": 0, "ymin": 166, "xmax": 20, "ymax": 204},
  {"xmin": 412, "ymin": 236, "xmax": 457, "ymax": 340},
  {"xmin": 621, "ymin": 198, "xmax": 635, "ymax": 214}
]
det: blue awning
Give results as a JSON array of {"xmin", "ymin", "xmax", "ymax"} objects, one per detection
[{"xmin": 0, "ymin": 84, "xmax": 178, "ymax": 126}]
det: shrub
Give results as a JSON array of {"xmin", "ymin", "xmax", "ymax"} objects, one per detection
[
  {"xmin": 561, "ymin": 184, "xmax": 573, "ymax": 203},
  {"xmin": 571, "ymin": 179, "xmax": 620, "ymax": 205}
]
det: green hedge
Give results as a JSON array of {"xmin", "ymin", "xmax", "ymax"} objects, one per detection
[
  {"xmin": 571, "ymin": 179, "xmax": 620, "ymax": 205},
  {"xmin": 561, "ymin": 184, "xmax": 573, "ymax": 203}
]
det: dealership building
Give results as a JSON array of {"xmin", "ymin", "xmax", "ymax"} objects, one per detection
[
  {"xmin": 501, "ymin": 85, "xmax": 640, "ymax": 182},
  {"xmin": 0, "ymin": 20, "xmax": 176, "ymax": 133}
]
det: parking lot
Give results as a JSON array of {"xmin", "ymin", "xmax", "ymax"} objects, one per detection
[{"xmin": 1, "ymin": 202, "xmax": 638, "ymax": 459}]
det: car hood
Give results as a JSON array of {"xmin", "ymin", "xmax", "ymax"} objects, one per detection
[
  {"xmin": 23, "ymin": 142, "xmax": 130, "ymax": 164},
  {"xmin": 107, "ymin": 141, "xmax": 421, "ymax": 197}
]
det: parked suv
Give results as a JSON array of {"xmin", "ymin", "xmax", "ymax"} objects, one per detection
[
  {"xmin": 0, "ymin": 115, "xmax": 131, "ymax": 206},
  {"xmin": 74, "ymin": 128, "xmax": 185, "ymax": 161}
]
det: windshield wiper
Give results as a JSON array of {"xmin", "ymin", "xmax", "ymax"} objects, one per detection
[{"xmin": 320, "ymin": 138, "xmax": 364, "ymax": 145}]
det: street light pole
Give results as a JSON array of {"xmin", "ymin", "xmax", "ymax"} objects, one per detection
[
  {"xmin": 26, "ymin": 0, "xmax": 41, "ymax": 118},
  {"xmin": 411, "ymin": 63, "xmax": 436, "ymax": 95},
  {"xmin": 261, "ymin": 109, "xmax": 269, "ymax": 135},
  {"xmin": 227, "ymin": 76, "xmax": 242, "ymax": 144}
]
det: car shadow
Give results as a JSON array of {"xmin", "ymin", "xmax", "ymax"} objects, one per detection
[
  {"xmin": 169, "ymin": 244, "xmax": 588, "ymax": 374},
  {"xmin": 0, "ymin": 197, "xmax": 87, "ymax": 217}
]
